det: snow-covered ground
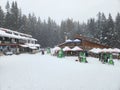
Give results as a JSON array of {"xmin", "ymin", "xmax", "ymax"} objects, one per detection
[{"xmin": 0, "ymin": 53, "xmax": 120, "ymax": 90}]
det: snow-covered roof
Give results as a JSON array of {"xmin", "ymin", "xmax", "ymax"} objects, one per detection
[
  {"xmin": 0, "ymin": 28, "xmax": 37, "ymax": 41},
  {"xmin": 0, "ymin": 30, "xmax": 14, "ymax": 38},
  {"xmin": 29, "ymin": 46, "xmax": 37, "ymax": 49},
  {"xmin": 71, "ymin": 46, "xmax": 83, "ymax": 51},
  {"xmin": 65, "ymin": 39, "xmax": 73, "ymax": 43},
  {"xmin": 0, "ymin": 28, "xmax": 32, "ymax": 38},
  {"xmin": 73, "ymin": 39, "xmax": 81, "ymax": 42},
  {"xmin": 20, "ymin": 43, "xmax": 40, "ymax": 49},
  {"xmin": 20, "ymin": 44, "xmax": 29, "ymax": 48},
  {"xmin": 34, "ymin": 44, "xmax": 40, "ymax": 47},
  {"xmin": 31, "ymin": 38, "xmax": 37, "ymax": 41},
  {"xmin": 65, "ymin": 39, "xmax": 81, "ymax": 43},
  {"xmin": 25, "ymin": 43, "xmax": 35, "ymax": 47}
]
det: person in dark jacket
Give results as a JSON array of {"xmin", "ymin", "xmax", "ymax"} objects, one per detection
[{"xmin": 41, "ymin": 50, "xmax": 44, "ymax": 55}]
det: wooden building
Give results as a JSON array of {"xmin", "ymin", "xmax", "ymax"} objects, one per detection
[{"xmin": 58, "ymin": 34, "xmax": 110, "ymax": 51}]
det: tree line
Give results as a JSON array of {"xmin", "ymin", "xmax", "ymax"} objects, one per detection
[{"xmin": 0, "ymin": 1, "xmax": 120, "ymax": 48}]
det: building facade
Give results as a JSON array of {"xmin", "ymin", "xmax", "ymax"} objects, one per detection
[
  {"xmin": 58, "ymin": 34, "xmax": 109, "ymax": 51},
  {"xmin": 0, "ymin": 28, "xmax": 40, "ymax": 55}
]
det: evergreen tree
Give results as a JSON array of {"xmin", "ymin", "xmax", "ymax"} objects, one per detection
[
  {"xmin": 0, "ymin": 6, "xmax": 4, "ymax": 27},
  {"xmin": 60, "ymin": 21, "xmax": 67, "ymax": 42},
  {"xmin": 87, "ymin": 18, "xmax": 96, "ymax": 37},
  {"xmin": 106, "ymin": 14, "xmax": 115, "ymax": 46},
  {"xmin": 1, "ymin": 1, "xmax": 120, "ymax": 48},
  {"xmin": 18, "ymin": 14, "xmax": 27, "ymax": 33},
  {"xmin": 66, "ymin": 19, "xmax": 74, "ymax": 39},
  {"xmin": 100, "ymin": 13, "xmax": 107, "ymax": 44},
  {"xmin": 5, "ymin": 1, "xmax": 10, "ymax": 12},
  {"xmin": 96, "ymin": 12, "xmax": 107, "ymax": 44},
  {"xmin": 96, "ymin": 12, "xmax": 102, "ymax": 40},
  {"xmin": 4, "ymin": 1, "xmax": 12, "ymax": 29},
  {"xmin": 10, "ymin": 1, "xmax": 19, "ymax": 30},
  {"xmin": 115, "ymin": 13, "xmax": 120, "ymax": 47}
]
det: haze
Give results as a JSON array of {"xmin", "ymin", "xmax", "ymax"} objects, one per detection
[{"xmin": 0, "ymin": 0, "xmax": 120, "ymax": 24}]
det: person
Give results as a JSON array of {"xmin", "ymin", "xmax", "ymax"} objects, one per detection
[
  {"xmin": 106, "ymin": 56, "xmax": 109, "ymax": 63},
  {"xmin": 99, "ymin": 53, "xmax": 101, "ymax": 61},
  {"xmin": 85, "ymin": 51, "xmax": 88, "ymax": 57},
  {"xmin": 118, "ymin": 53, "xmax": 120, "ymax": 60},
  {"xmin": 78, "ymin": 55, "xmax": 82, "ymax": 62},
  {"xmin": 41, "ymin": 50, "xmax": 44, "ymax": 55}
]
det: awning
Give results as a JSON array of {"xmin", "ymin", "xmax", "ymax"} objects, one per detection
[
  {"xmin": 29, "ymin": 46, "xmax": 37, "ymax": 49},
  {"xmin": 34, "ymin": 44, "xmax": 40, "ymax": 47},
  {"xmin": 20, "ymin": 44, "xmax": 28, "ymax": 47}
]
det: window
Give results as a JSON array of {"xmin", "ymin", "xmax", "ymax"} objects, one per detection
[
  {"xmin": 14, "ymin": 33, "xmax": 18, "ymax": 36},
  {"xmin": 6, "ymin": 31, "xmax": 12, "ymax": 34}
]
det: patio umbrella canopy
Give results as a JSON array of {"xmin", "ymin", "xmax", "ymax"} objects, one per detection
[
  {"xmin": 71, "ymin": 46, "xmax": 83, "ymax": 51},
  {"xmin": 89, "ymin": 48, "xmax": 102, "ymax": 54},
  {"xmin": 106, "ymin": 48, "xmax": 113, "ymax": 53},
  {"xmin": 52, "ymin": 46, "xmax": 61, "ymax": 51},
  {"xmin": 63, "ymin": 46, "xmax": 71, "ymax": 51},
  {"xmin": 89, "ymin": 48, "xmax": 120, "ymax": 53},
  {"xmin": 101, "ymin": 48, "xmax": 108, "ymax": 53},
  {"xmin": 113, "ymin": 48, "xmax": 120, "ymax": 53}
]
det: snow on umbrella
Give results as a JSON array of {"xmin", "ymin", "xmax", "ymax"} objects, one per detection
[
  {"xmin": 113, "ymin": 48, "xmax": 120, "ymax": 53},
  {"xmin": 102, "ymin": 48, "xmax": 114, "ymax": 53},
  {"xmin": 73, "ymin": 39, "xmax": 81, "ymax": 42},
  {"xmin": 63, "ymin": 46, "xmax": 71, "ymax": 51},
  {"xmin": 96, "ymin": 48, "xmax": 102, "ymax": 53},
  {"xmin": 89, "ymin": 48, "xmax": 97, "ymax": 53},
  {"xmin": 65, "ymin": 39, "xmax": 73, "ymax": 43},
  {"xmin": 89, "ymin": 48, "xmax": 101, "ymax": 54},
  {"xmin": 89, "ymin": 48, "xmax": 95, "ymax": 52},
  {"xmin": 52, "ymin": 46, "xmax": 61, "ymax": 51},
  {"xmin": 106, "ymin": 48, "xmax": 113, "ymax": 53},
  {"xmin": 101, "ymin": 48, "xmax": 108, "ymax": 53},
  {"xmin": 71, "ymin": 46, "xmax": 83, "ymax": 51}
]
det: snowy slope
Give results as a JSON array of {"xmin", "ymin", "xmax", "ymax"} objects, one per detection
[{"xmin": 0, "ymin": 53, "xmax": 120, "ymax": 90}]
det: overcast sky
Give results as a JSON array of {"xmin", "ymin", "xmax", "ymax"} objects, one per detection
[{"xmin": 0, "ymin": 0, "xmax": 120, "ymax": 24}]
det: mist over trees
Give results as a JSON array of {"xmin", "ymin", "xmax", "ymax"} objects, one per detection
[{"xmin": 0, "ymin": 1, "xmax": 120, "ymax": 48}]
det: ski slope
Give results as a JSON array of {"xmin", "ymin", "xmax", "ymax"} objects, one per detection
[{"xmin": 0, "ymin": 53, "xmax": 120, "ymax": 90}]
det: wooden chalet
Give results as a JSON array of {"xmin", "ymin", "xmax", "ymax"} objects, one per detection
[{"xmin": 58, "ymin": 34, "xmax": 110, "ymax": 51}]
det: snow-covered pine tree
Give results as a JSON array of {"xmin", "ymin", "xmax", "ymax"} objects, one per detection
[
  {"xmin": 0, "ymin": 6, "xmax": 4, "ymax": 27},
  {"xmin": 115, "ymin": 13, "xmax": 120, "ymax": 48}
]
